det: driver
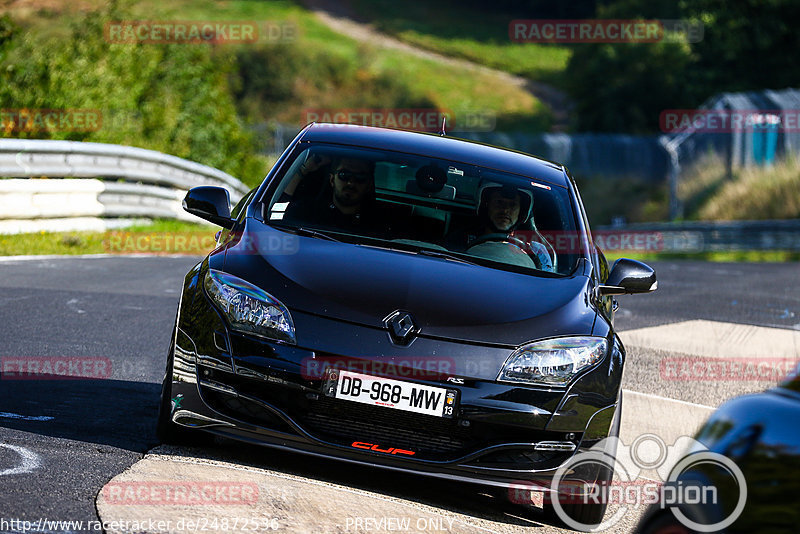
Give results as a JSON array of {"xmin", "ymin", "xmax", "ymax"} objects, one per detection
[{"xmin": 446, "ymin": 183, "xmax": 553, "ymax": 271}]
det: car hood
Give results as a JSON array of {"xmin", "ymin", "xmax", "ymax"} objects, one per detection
[{"xmin": 222, "ymin": 224, "xmax": 597, "ymax": 346}]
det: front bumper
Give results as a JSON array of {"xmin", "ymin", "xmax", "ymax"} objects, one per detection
[{"xmin": 168, "ymin": 286, "xmax": 624, "ymax": 490}]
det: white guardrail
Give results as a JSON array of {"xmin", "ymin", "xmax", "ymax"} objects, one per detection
[{"xmin": 0, "ymin": 139, "xmax": 250, "ymax": 234}]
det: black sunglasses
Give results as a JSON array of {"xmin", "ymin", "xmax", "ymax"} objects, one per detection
[{"xmin": 334, "ymin": 169, "xmax": 370, "ymax": 184}]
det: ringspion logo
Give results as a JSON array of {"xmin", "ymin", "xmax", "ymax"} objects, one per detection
[{"xmin": 509, "ymin": 434, "xmax": 747, "ymax": 532}]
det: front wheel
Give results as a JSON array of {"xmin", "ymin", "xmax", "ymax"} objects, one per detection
[
  {"xmin": 155, "ymin": 324, "xmax": 203, "ymax": 445},
  {"xmin": 543, "ymin": 394, "xmax": 623, "ymax": 529},
  {"xmin": 543, "ymin": 464, "xmax": 613, "ymax": 529}
]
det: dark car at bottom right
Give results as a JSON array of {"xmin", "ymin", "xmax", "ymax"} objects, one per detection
[{"xmin": 636, "ymin": 367, "xmax": 800, "ymax": 534}]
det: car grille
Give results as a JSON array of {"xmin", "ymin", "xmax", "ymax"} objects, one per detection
[
  {"xmin": 198, "ymin": 365, "xmax": 575, "ymax": 466},
  {"xmin": 296, "ymin": 396, "xmax": 474, "ymax": 457}
]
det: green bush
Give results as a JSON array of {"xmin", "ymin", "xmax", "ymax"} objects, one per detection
[
  {"xmin": 232, "ymin": 43, "xmax": 437, "ymax": 125},
  {"xmin": 0, "ymin": 7, "xmax": 265, "ymax": 182}
]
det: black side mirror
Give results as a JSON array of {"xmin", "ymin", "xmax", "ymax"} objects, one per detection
[
  {"xmin": 597, "ymin": 258, "xmax": 657, "ymax": 296},
  {"xmin": 182, "ymin": 186, "xmax": 234, "ymax": 229}
]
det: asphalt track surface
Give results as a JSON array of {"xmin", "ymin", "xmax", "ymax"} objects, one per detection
[{"xmin": 0, "ymin": 256, "xmax": 798, "ymax": 533}]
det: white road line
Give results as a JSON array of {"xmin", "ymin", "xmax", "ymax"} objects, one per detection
[
  {"xmin": 0, "ymin": 412, "xmax": 54, "ymax": 422},
  {"xmin": 620, "ymin": 390, "xmax": 714, "ymax": 449},
  {"xmin": 66, "ymin": 298, "xmax": 86, "ymax": 314},
  {"xmin": 0, "ymin": 444, "xmax": 42, "ymax": 476},
  {"xmin": 621, "ymin": 389, "xmax": 714, "ymax": 411}
]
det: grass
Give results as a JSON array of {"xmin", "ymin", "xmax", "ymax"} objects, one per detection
[
  {"xmin": 576, "ymin": 176, "xmax": 669, "ymax": 226},
  {"xmin": 0, "ymin": 219, "xmax": 215, "ymax": 256},
  {"xmin": 581, "ymin": 153, "xmax": 800, "ymax": 227},
  {"xmin": 1, "ymin": 0, "xmax": 550, "ymax": 138},
  {"xmin": 348, "ymin": 0, "xmax": 572, "ymax": 86},
  {"xmin": 605, "ymin": 250, "xmax": 800, "ymax": 263},
  {"xmin": 120, "ymin": 0, "xmax": 549, "ymax": 131},
  {"xmin": 680, "ymin": 155, "xmax": 800, "ymax": 221}
]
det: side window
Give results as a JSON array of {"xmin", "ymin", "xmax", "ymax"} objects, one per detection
[
  {"xmin": 231, "ymin": 188, "xmax": 256, "ymax": 221},
  {"xmin": 597, "ymin": 247, "xmax": 610, "ymax": 283},
  {"xmin": 570, "ymin": 180, "xmax": 603, "ymax": 279}
]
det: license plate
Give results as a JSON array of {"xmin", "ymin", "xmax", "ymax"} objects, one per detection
[{"xmin": 325, "ymin": 370, "xmax": 457, "ymax": 418}]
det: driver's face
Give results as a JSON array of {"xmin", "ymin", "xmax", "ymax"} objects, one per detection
[
  {"xmin": 487, "ymin": 191, "xmax": 521, "ymax": 231},
  {"xmin": 329, "ymin": 159, "xmax": 373, "ymax": 208}
]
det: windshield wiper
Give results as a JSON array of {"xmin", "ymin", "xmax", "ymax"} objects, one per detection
[
  {"xmin": 285, "ymin": 226, "xmax": 341, "ymax": 242},
  {"xmin": 357, "ymin": 242, "xmax": 479, "ymax": 265},
  {"xmin": 415, "ymin": 249, "xmax": 480, "ymax": 266}
]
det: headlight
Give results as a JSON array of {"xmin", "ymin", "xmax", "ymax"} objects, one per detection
[
  {"xmin": 203, "ymin": 269, "xmax": 296, "ymax": 344},
  {"xmin": 497, "ymin": 337, "xmax": 608, "ymax": 386}
]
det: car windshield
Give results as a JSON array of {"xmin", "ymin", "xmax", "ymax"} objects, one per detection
[{"xmin": 263, "ymin": 144, "xmax": 582, "ymax": 276}]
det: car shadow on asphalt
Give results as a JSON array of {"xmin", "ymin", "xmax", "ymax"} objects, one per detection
[{"xmin": 0, "ymin": 378, "xmax": 160, "ymax": 453}]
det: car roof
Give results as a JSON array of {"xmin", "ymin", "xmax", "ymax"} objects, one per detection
[{"xmin": 298, "ymin": 123, "xmax": 570, "ymax": 188}]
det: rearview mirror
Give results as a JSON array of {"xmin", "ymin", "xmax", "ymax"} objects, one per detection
[
  {"xmin": 597, "ymin": 258, "xmax": 657, "ymax": 296},
  {"xmin": 183, "ymin": 186, "xmax": 234, "ymax": 228}
]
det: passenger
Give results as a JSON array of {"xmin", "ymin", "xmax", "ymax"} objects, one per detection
[{"xmin": 446, "ymin": 183, "xmax": 553, "ymax": 271}]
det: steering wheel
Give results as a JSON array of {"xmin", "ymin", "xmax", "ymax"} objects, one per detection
[{"xmin": 465, "ymin": 233, "xmax": 542, "ymax": 270}]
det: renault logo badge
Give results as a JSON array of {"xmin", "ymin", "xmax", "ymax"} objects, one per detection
[{"xmin": 384, "ymin": 310, "xmax": 418, "ymax": 345}]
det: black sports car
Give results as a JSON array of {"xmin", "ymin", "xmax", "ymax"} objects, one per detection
[{"xmin": 157, "ymin": 123, "xmax": 656, "ymax": 525}]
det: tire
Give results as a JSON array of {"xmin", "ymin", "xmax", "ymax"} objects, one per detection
[
  {"xmin": 637, "ymin": 511, "xmax": 691, "ymax": 534},
  {"xmin": 155, "ymin": 323, "xmax": 206, "ymax": 445},
  {"xmin": 543, "ymin": 393, "xmax": 624, "ymax": 529},
  {"xmin": 543, "ymin": 464, "xmax": 612, "ymax": 529}
]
